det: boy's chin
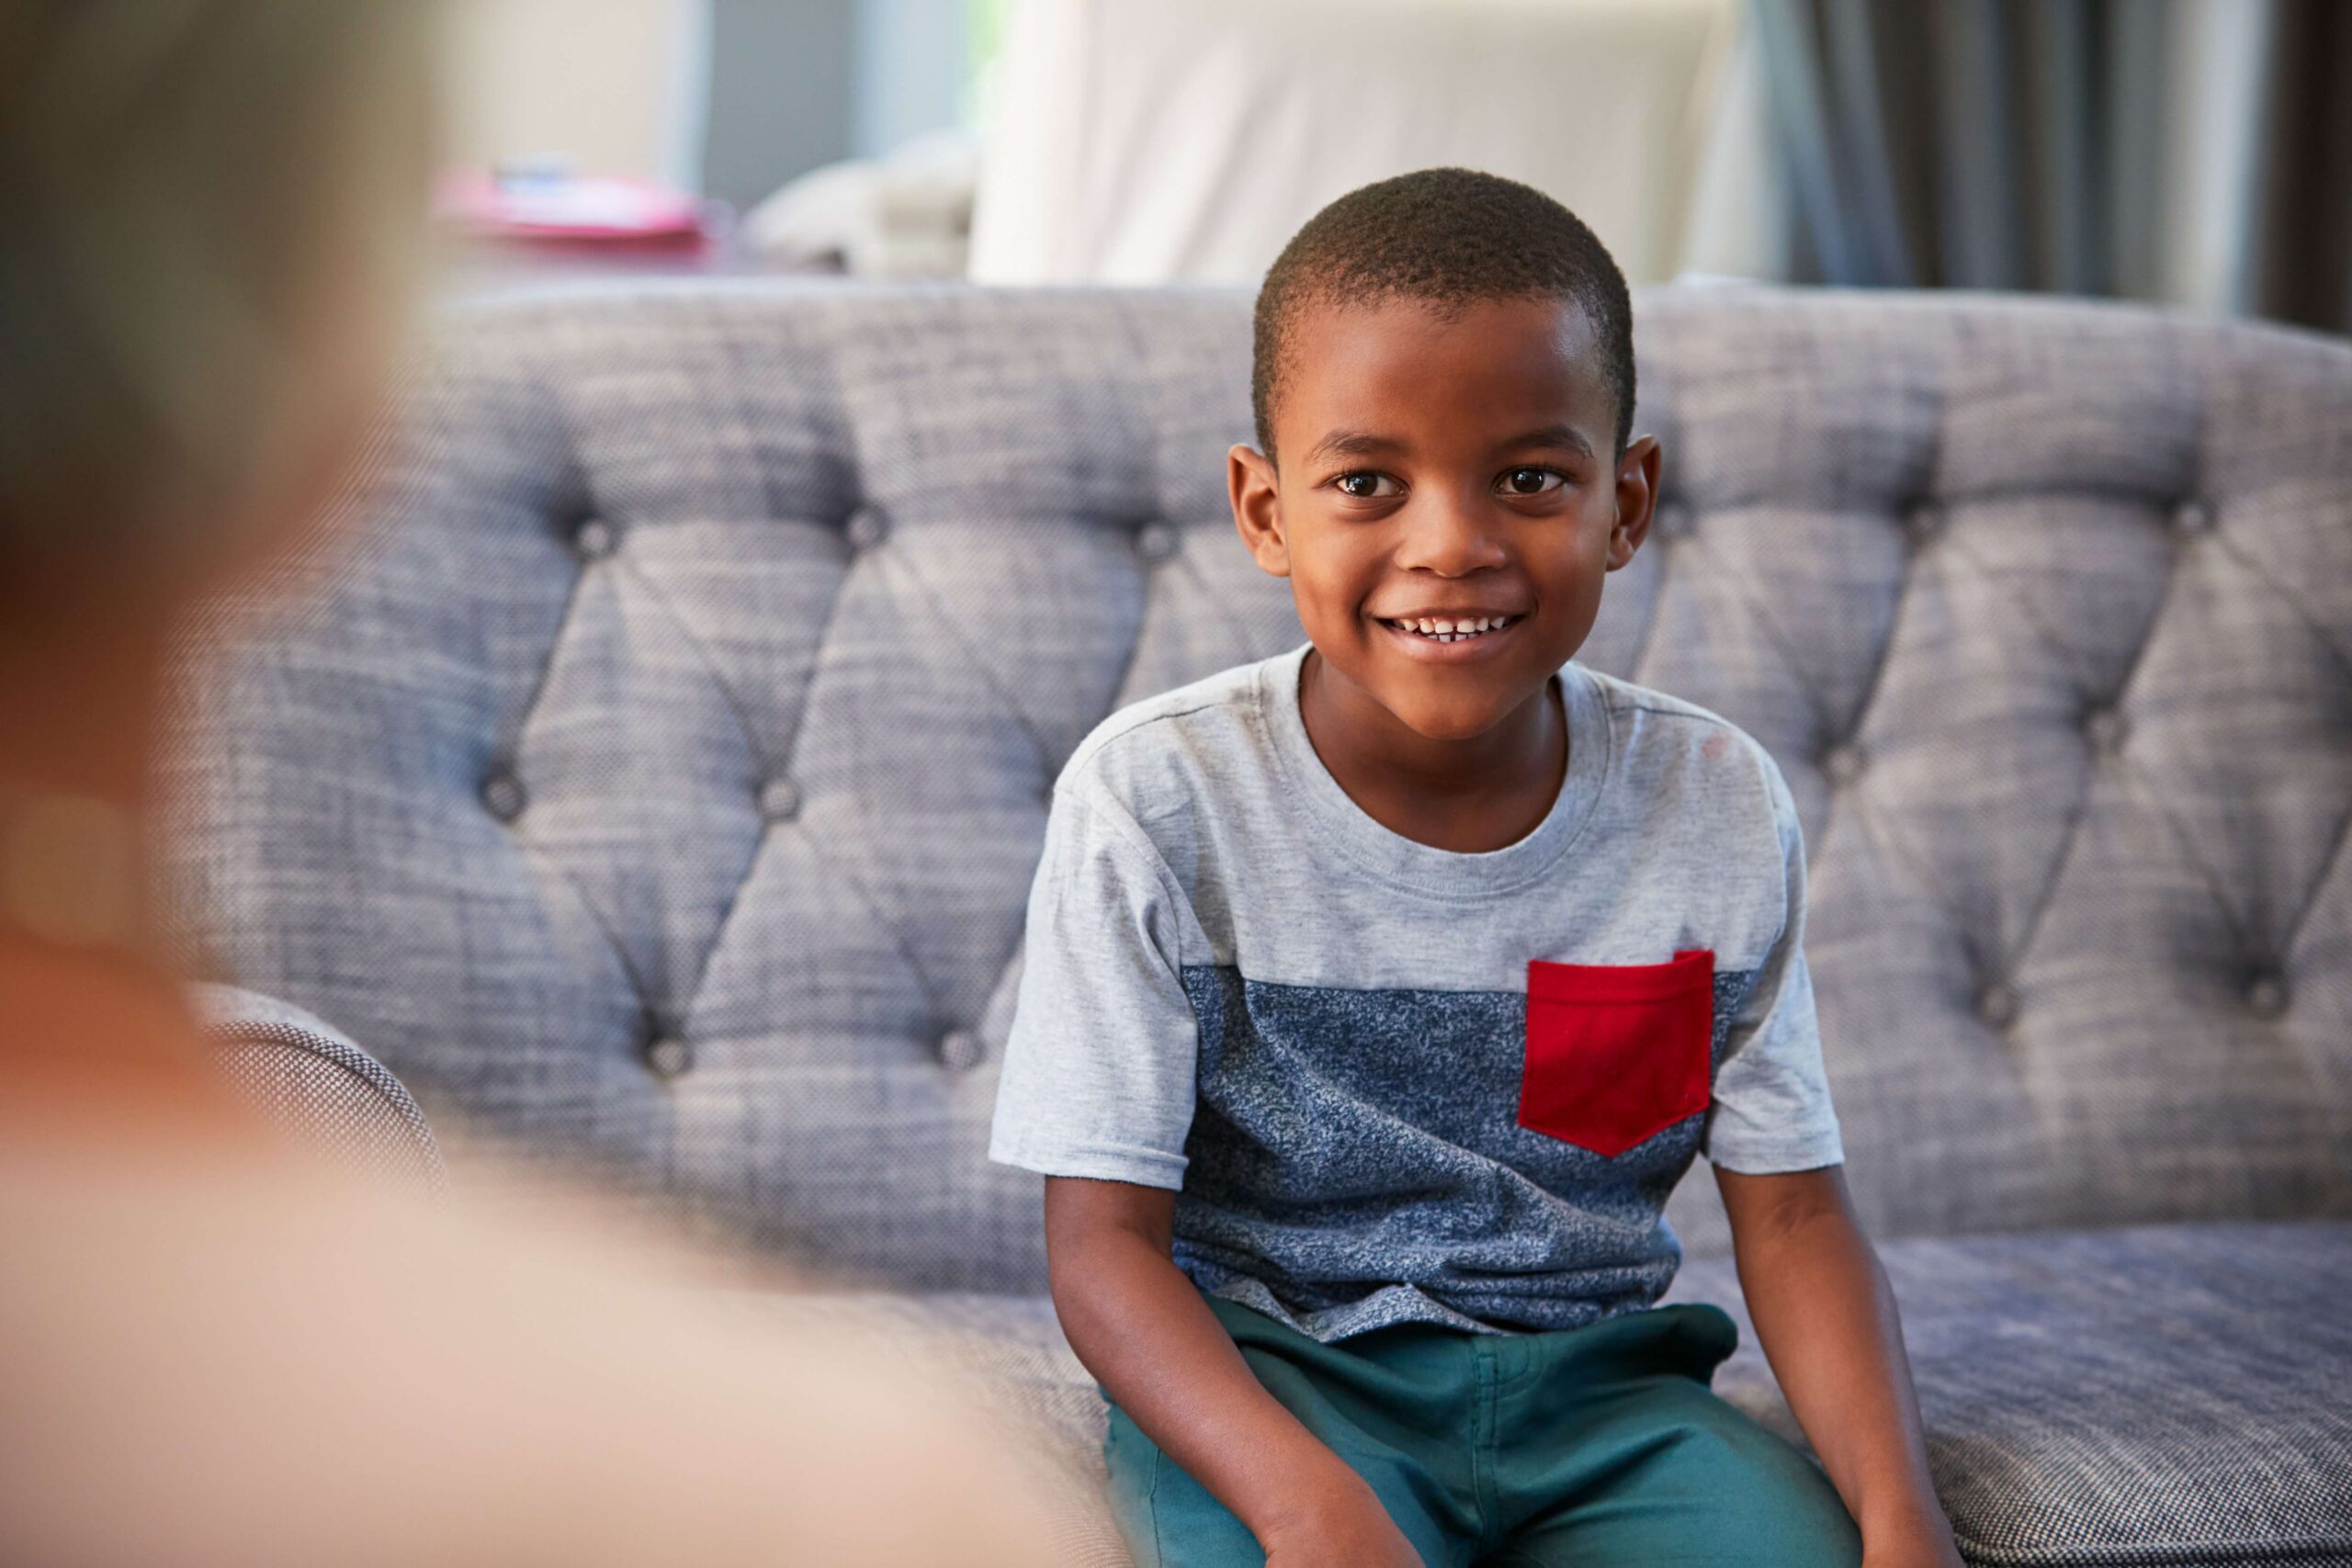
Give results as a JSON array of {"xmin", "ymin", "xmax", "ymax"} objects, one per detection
[
  {"xmin": 1381, "ymin": 690, "xmax": 1528, "ymax": 744},
  {"xmin": 1342, "ymin": 661, "xmax": 1534, "ymax": 744}
]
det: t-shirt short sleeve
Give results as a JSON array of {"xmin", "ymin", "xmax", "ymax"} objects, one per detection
[
  {"xmin": 987, "ymin": 784, "xmax": 1201, "ymax": 1190},
  {"xmin": 1702, "ymin": 748, "xmax": 1847, "ymax": 1174}
]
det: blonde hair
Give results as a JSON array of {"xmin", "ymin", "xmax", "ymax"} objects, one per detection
[{"xmin": 0, "ymin": 0, "xmax": 437, "ymax": 588}]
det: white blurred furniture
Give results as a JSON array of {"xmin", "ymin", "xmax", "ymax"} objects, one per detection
[{"xmin": 967, "ymin": 0, "xmax": 1739, "ymax": 285}]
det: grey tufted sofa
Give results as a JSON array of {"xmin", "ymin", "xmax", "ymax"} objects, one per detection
[{"xmin": 166, "ymin": 281, "xmax": 2352, "ymax": 1567}]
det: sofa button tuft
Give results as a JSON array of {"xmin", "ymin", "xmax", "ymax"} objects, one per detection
[
  {"xmin": 845, "ymin": 508, "xmax": 890, "ymax": 551},
  {"xmin": 1822, "ymin": 743, "xmax": 1867, "ymax": 787},
  {"xmin": 2245, "ymin": 973, "xmax": 2289, "ymax": 1020},
  {"xmin": 937, "ymin": 1028, "xmax": 985, "ymax": 1072},
  {"xmin": 573, "ymin": 518, "xmax": 619, "ymax": 560},
  {"xmin": 645, "ymin": 1036, "xmax": 692, "ymax": 1078},
  {"xmin": 1134, "ymin": 521, "xmax": 1180, "ymax": 563},
  {"xmin": 759, "ymin": 776, "xmax": 802, "ymax": 823},
  {"xmin": 2172, "ymin": 498, "xmax": 2214, "ymax": 536},
  {"xmin": 2083, "ymin": 706, "xmax": 2129, "ymax": 756},
  {"xmin": 1975, "ymin": 982, "xmax": 2019, "ymax": 1030},
  {"xmin": 1905, "ymin": 500, "xmax": 1944, "ymax": 544},
  {"xmin": 481, "ymin": 771, "xmax": 526, "ymax": 823}
]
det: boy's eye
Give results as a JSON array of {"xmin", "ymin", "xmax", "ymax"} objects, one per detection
[
  {"xmin": 1499, "ymin": 467, "xmax": 1566, "ymax": 495},
  {"xmin": 1334, "ymin": 471, "xmax": 1401, "ymax": 499}
]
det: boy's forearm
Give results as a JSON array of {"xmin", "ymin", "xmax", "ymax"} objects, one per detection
[
  {"xmin": 1733, "ymin": 1208, "xmax": 1951, "ymax": 1544},
  {"xmin": 1050, "ymin": 1227, "xmax": 1370, "ymax": 1540}
]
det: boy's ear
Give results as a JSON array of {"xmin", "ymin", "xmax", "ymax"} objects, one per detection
[
  {"xmin": 1605, "ymin": 434, "xmax": 1664, "ymax": 571},
  {"xmin": 1227, "ymin": 443, "xmax": 1290, "ymax": 578}
]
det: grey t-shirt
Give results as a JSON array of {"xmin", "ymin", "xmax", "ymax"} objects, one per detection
[{"xmin": 988, "ymin": 640, "xmax": 1843, "ymax": 1343}]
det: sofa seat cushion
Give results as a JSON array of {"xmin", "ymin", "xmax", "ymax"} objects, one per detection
[
  {"xmin": 769, "ymin": 1219, "xmax": 2351, "ymax": 1567},
  {"xmin": 1662, "ymin": 1218, "xmax": 2352, "ymax": 1567}
]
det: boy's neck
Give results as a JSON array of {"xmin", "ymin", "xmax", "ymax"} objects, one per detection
[{"xmin": 1296, "ymin": 646, "xmax": 1566, "ymax": 855}]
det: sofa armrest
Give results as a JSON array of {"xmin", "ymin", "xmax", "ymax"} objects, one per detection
[{"xmin": 193, "ymin": 983, "xmax": 446, "ymax": 1193}]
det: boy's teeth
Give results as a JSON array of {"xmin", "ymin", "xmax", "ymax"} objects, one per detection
[{"xmin": 1394, "ymin": 615, "xmax": 1510, "ymax": 641}]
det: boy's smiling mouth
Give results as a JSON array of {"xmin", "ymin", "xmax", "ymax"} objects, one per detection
[{"xmin": 1375, "ymin": 612, "xmax": 1525, "ymax": 652}]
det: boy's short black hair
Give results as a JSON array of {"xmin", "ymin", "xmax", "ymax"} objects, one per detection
[{"xmin": 1251, "ymin": 167, "xmax": 1635, "ymax": 463}]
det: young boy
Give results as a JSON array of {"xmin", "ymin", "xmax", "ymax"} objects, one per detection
[{"xmin": 989, "ymin": 169, "xmax": 1962, "ymax": 1568}]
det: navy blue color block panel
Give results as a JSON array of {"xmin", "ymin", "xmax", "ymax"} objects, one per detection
[{"xmin": 1170, "ymin": 964, "xmax": 1759, "ymax": 1337}]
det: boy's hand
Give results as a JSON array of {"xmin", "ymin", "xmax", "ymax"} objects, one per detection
[
  {"xmin": 1257, "ymin": 1474, "xmax": 1426, "ymax": 1568},
  {"xmin": 1862, "ymin": 1538, "xmax": 1966, "ymax": 1568},
  {"xmin": 1860, "ymin": 1496, "xmax": 1967, "ymax": 1568}
]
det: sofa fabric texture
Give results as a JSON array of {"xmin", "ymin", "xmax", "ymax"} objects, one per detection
[
  {"xmin": 164, "ymin": 282, "xmax": 2352, "ymax": 1565},
  {"xmin": 196, "ymin": 983, "xmax": 447, "ymax": 1191}
]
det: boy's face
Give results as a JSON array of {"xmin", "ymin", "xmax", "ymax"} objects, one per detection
[{"xmin": 1229, "ymin": 293, "xmax": 1660, "ymax": 746}]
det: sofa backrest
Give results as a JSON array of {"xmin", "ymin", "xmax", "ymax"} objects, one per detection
[{"xmin": 164, "ymin": 282, "xmax": 2352, "ymax": 1291}]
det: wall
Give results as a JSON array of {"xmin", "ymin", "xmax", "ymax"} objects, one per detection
[
  {"xmin": 850, "ymin": 0, "xmax": 970, "ymax": 160},
  {"xmin": 440, "ymin": 0, "xmax": 973, "ymax": 209},
  {"xmin": 702, "ymin": 0, "xmax": 861, "ymax": 208},
  {"xmin": 440, "ymin": 0, "xmax": 713, "ymax": 187}
]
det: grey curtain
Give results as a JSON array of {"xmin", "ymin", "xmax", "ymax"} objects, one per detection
[
  {"xmin": 1755, "ymin": 0, "xmax": 2351, "ymax": 333},
  {"xmin": 2248, "ymin": 0, "xmax": 2352, "ymax": 333}
]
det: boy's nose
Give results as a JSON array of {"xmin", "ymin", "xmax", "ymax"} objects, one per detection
[{"xmin": 1393, "ymin": 491, "xmax": 1510, "ymax": 576}]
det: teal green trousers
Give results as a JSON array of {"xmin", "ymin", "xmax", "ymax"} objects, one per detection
[{"xmin": 1102, "ymin": 1292, "xmax": 1863, "ymax": 1567}]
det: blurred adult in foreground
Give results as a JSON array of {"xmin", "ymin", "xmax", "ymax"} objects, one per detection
[{"xmin": 0, "ymin": 5, "xmax": 1057, "ymax": 1563}]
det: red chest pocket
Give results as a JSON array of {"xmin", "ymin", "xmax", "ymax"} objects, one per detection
[{"xmin": 1518, "ymin": 949, "xmax": 1714, "ymax": 1156}]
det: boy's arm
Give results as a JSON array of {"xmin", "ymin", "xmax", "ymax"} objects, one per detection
[
  {"xmin": 1715, "ymin": 1164, "xmax": 1964, "ymax": 1568},
  {"xmin": 1045, "ymin": 1176, "xmax": 1416, "ymax": 1560}
]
